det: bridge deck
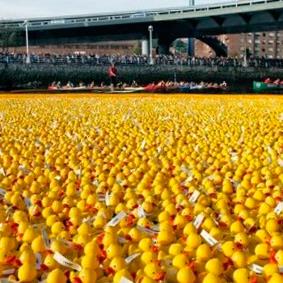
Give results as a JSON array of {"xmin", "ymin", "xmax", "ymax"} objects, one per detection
[{"xmin": 0, "ymin": 0, "xmax": 283, "ymax": 30}]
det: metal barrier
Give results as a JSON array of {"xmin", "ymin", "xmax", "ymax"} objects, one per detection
[{"xmin": 1, "ymin": 54, "xmax": 283, "ymax": 68}]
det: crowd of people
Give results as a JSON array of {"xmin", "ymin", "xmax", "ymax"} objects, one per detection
[{"xmin": 1, "ymin": 52, "xmax": 283, "ymax": 68}]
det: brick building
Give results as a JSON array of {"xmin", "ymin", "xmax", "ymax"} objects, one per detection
[
  {"xmin": 9, "ymin": 41, "xmax": 139, "ymax": 55},
  {"xmin": 195, "ymin": 32, "xmax": 283, "ymax": 59}
]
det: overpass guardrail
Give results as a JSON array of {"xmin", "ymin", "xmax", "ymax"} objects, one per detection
[{"xmin": 0, "ymin": 0, "xmax": 283, "ymax": 29}]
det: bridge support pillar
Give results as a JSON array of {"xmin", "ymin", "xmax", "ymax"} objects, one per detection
[
  {"xmin": 188, "ymin": 38, "xmax": 195, "ymax": 57},
  {"xmin": 141, "ymin": 40, "xmax": 149, "ymax": 56},
  {"xmin": 157, "ymin": 38, "xmax": 173, "ymax": 55}
]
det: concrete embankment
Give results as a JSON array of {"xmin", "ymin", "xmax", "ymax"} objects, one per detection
[{"xmin": 0, "ymin": 63, "xmax": 282, "ymax": 90}]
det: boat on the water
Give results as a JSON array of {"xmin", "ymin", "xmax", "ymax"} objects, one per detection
[
  {"xmin": 46, "ymin": 85, "xmax": 227, "ymax": 94},
  {"xmin": 10, "ymin": 84, "xmax": 227, "ymax": 94},
  {"xmin": 253, "ymin": 81, "xmax": 283, "ymax": 93}
]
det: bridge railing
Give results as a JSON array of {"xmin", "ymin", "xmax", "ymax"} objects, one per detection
[
  {"xmin": 0, "ymin": 0, "xmax": 283, "ymax": 29},
  {"xmin": 1, "ymin": 53, "xmax": 283, "ymax": 69}
]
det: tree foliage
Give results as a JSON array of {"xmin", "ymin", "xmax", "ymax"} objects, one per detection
[
  {"xmin": 173, "ymin": 39, "xmax": 188, "ymax": 54},
  {"xmin": 0, "ymin": 26, "xmax": 24, "ymax": 52}
]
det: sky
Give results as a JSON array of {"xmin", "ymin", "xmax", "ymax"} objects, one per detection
[{"xmin": 0, "ymin": 0, "xmax": 229, "ymax": 19}]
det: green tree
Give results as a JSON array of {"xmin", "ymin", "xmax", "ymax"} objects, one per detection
[
  {"xmin": 133, "ymin": 41, "xmax": 142, "ymax": 55},
  {"xmin": 0, "ymin": 25, "xmax": 23, "ymax": 52},
  {"xmin": 173, "ymin": 39, "xmax": 188, "ymax": 54}
]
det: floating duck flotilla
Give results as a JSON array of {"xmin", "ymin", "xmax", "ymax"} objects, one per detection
[{"xmin": 0, "ymin": 94, "xmax": 282, "ymax": 283}]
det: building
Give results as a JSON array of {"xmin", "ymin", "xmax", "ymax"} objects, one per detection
[
  {"xmin": 241, "ymin": 31, "xmax": 283, "ymax": 59},
  {"xmin": 194, "ymin": 31, "xmax": 283, "ymax": 59},
  {"xmin": 9, "ymin": 41, "xmax": 140, "ymax": 55}
]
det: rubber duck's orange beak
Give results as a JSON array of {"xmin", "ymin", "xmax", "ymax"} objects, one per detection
[
  {"xmin": 73, "ymin": 277, "xmax": 83, "ymax": 283},
  {"xmin": 127, "ymin": 214, "xmax": 136, "ymax": 226},
  {"xmin": 98, "ymin": 249, "xmax": 107, "ymax": 263},
  {"xmin": 5, "ymin": 255, "xmax": 21, "ymax": 267},
  {"xmin": 73, "ymin": 243, "xmax": 83, "ymax": 251},
  {"xmin": 176, "ymin": 205, "xmax": 184, "ymax": 212},
  {"xmin": 9, "ymin": 222, "xmax": 19, "ymax": 234},
  {"xmin": 187, "ymin": 261, "xmax": 196, "ymax": 272},
  {"xmin": 105, "ymin": 267, "xmax": 115, "ymax": 275},
  {"xmin": 249, "ymin": 275, "xmax": 258, "ymax": 283},
  {"xmin": 235, "ymin": 242, "xmax": 243, "ymax": 250},
  {"xmin": 40, "ymin": 263, "xmax": 49, "ymax": 272},
  {"xmin": 151, "ymin": 245, "xmax": 159, "ymax": 253},
  {"xmin": 185, "ymin": 215, "xmax": 193, "ymax": 221},
  {"xmin": 152, "ymin": 259, "xmax": 161, "ymax": 266},
  {"xmin": 219, "ymin": 221, "xmax": 228, "ymax": 229},
  {"xmin": 125, "ymin": 234, "xmax": 132, "ymax": 241},
  {"xmin": 223, "ymin": 257, "xmax": 233, "ymax": 270},
  {"xmin": 209, "ymin": 192, "xmax": 217, "ymax": 199},
  {"xmin": 35, "ymin": 200, "xmax": 42, "ymax": 207},
  {"xmin": 96, "ymin": 233, "xmax": 104, "ymax": 244},
  {"xmin": 248, "ymin": 226, "xmax": 257, "ymax": 233},
  {"xmin": 269, "ymin": 249, "xmax": 277, "ymax": 264},
  {"xmin": 154, "ymin": 271, "xmax": 166, "ymax": 281}
]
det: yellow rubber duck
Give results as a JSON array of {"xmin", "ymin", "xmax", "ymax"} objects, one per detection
[
  {"xmin": 47, "ymin": 268, "xmax": 67, "ymax": 283},
  {"xmin": 270, "ymin": 234, "xmax": 283, "ymax": 249},
  {"xmin": 196, "ymin": 244, "xmax": 212, "ymax": 262},
  {"xmin": 79, "ymin": 268, "xmax": 97, "ymax": 283},
  {"xmin": 233, "ymin": 268, "xmax": 250, "ymax": 283},
  {"xmin": 221, "ymin": 241, "xmax": 236, "ymax": 258},
  {"xmin": 202, "ymin": 272, "xmax": 222, "ymax": 283},
  {"xmin": 231, "ymin": 251, "xmax": 247, "ymax": 268},
  {"xmin": 263, "ymin": 263, "xmax": 279, "ymax": 279},
  {"xmin": 144, "ymin": 262, "xmax": 165, "ymax": 281},
  {"xmin": 176, "ymin": 266, "xmax": 196, "ymax": 283},
  {"xmin": 172, "ymin": 253, "xmax": 190, "ymax": 269},
  {"xmin": 268, "ymin": 273, "xmax": 283, "ymax": 283},
  {"xmin": 185, "ymin": 233, "xmax": 202, "ymax": 252},
  {"xmin": 113, "ymin": 269, "xmax": 133, "ymax": 283},
  {"xmin": 157, "ymin": 229, "xmax": 175, "ymax": 246},
  {"xmin": 205, "ymin": 258, "xmax": 223, "ymax": 276},
  {"xmin": 81, "ymin": 254, "xmax": 100, "ymax": 269},
  {"xmin": 18, "ymin": 263, "xmax": 37, "ymax": 282},
  {"xmin": 255, "ymin": 243, "xmax": 270, "ymax": 259},
  {"xmin": 141, "ymin": 251, "xmax": 158, "ymax": 265}
]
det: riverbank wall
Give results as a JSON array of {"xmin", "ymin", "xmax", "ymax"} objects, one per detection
[{"xmin": 1, "ymin": 63, "xmax": 283, "ymax": 90}]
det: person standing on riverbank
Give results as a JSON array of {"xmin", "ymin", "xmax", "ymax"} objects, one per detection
[{"xmin": 108, "ymin": 63, "xmax": 118, "ymax": 90}]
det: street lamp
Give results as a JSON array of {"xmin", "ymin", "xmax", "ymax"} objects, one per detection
[
  {"xmin": 23, "ymin": 20, "xmax": 30, "ymax": 64},
  {"xmin": 148, "ymin": 25, "xmax": 154, "ymax": 65}
]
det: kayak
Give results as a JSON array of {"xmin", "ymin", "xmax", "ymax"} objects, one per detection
[
  {"xmin": 253, "ymin": 81, "xmax": 283, "ymax": 93},
  {"xmin": 13, "ymin": 85, "xmax": 228, "ymax": 94}
]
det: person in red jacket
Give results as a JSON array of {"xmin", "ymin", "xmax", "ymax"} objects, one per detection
[{"xmin": 108, "ymin": 63, "xmax": 118, "ymax": 89}]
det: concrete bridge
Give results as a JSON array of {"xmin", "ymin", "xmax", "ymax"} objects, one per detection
[{"xmin": 1, "ymin": 0, "xmax": 283, "ymax": 56}]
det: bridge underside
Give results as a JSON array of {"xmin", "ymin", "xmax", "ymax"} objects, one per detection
[
  {"xmin": 12, "ymin": 8, "xmax": 283, "ymax": 56},
  {"xmin": 196, "ymin": 36, "xmax": 228, "ymax": 57}
]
